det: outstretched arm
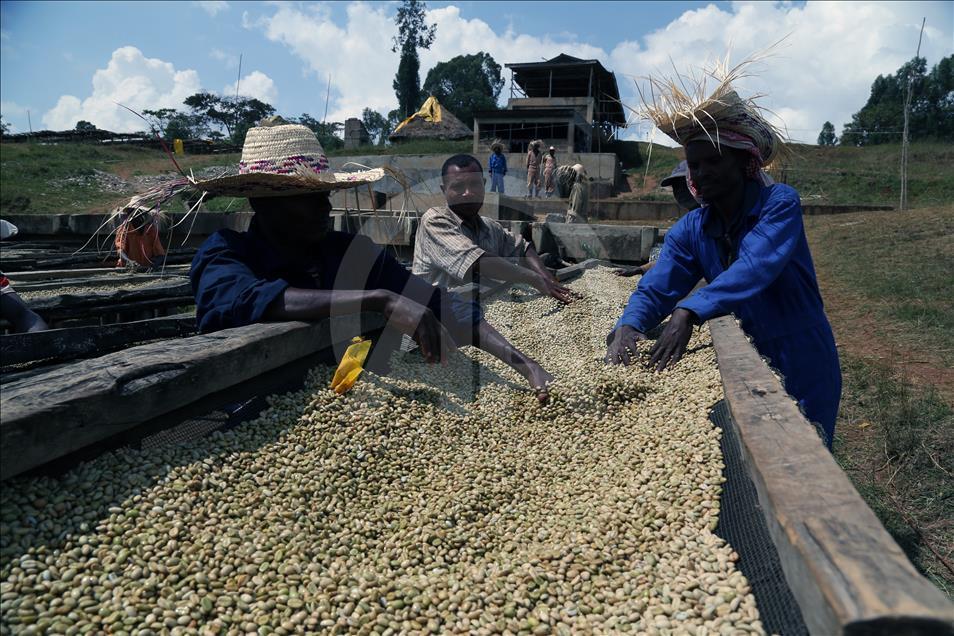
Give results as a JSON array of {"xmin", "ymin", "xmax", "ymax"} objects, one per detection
[
  {"xmin": 266, "ymin": 287, "xmax": 454, "ymax": 364},
  {"xmin": 474, "ymin": 319, "xmax": 553, "ymax": 404}
]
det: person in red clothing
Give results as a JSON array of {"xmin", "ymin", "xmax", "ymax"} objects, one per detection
[{"xmin": 115, "ymin": 206, "xmax": 166, "ymax": 269}]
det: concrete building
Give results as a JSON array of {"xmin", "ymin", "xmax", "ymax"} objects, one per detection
[{"xmin": 473, "ymin": 54, "xmax": 626, "ymax": 154}]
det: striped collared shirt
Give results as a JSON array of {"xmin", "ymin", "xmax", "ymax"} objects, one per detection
[{"xmin": 412, "ymin": 206, "xmax": 528, "ymax": 289}]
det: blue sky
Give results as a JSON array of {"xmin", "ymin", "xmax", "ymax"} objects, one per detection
[{"xmin": 1, "ymin": 1, "xmax": 951, "ymax": 143}]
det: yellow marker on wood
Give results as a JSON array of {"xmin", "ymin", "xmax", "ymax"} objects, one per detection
[{"xmin": 331, "ymin": 337, "xmax": 372, "ymax": 394}]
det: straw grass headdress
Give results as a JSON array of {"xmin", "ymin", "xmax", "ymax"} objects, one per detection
[{"xmin": 637, "ymin": 50, "xmax": 790, "ymax": 169}]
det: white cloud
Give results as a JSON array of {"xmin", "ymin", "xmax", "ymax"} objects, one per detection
[
  {"xmin": 1, "ymin": 100, "xmax": 28, "ymax": 117},
  {"xmin": 41, "ymin": 46, "xmax": 201, "ymax": 132},
  {"xmin": 210, "ymin": 47, "xmax": 240, "ymax": 69},
  {"xmin": 252, "ymin": 2, "xmax": 610, "ymax": 124},
  {"xmin": 194, "ymin": 1, "xmax": 229, "ymax": 18},
  {"xmin": 250, "ymin": 1, "xmax": 951, "ymax": 143},
  {"xmin": 224, "ymin": 70, "xmax": 278, "ymax": 105},
  {"xmin": 608, "ymin": 1, "xmax": 954, "ymax": 144}
]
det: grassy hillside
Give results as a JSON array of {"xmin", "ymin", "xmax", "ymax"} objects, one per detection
[
  {"xmin": 1, "ymin": 139, "xmax": 950, "ymax": 215},
  {"xmin": 628, "ymin": 141, "xmax": 953, "ymax": 208},
  {"xmin": 805, "ymin": 205, "xmax": 954, "ymax": 597}
]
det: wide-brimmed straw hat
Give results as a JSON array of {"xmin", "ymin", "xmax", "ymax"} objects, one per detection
[{"xmin": 191, "ymin": 117, "xmax": 383, "ymax": 198}]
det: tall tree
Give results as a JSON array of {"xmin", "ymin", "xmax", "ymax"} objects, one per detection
[
  {"xmin": 296, "ymin": 113, "xmax": 344, "ymax": 151},
  {"xmin": 75, "ymin": 120, "xmax": 97, "ymax": 132},
  {"xmin": 183, "ymin": 92, "xmax": 275, "ymax": 144},
  {"xmin": 840, "ymin": 55, "xmax": 953, "ymax": 145},
  {"xmin": 422, "ymin": 52, "xmax": 503, "ymax": 128},
  {"xmin": 392, "ymin": 0, "xmax": 436, "ymax": 118},
  {"xmin": 361, "ymin": 108, "xmax": 391, "ymax": 145},
  {"xmin": 816, "ymin": 121, "xmax": 837, "ymax": 146}
]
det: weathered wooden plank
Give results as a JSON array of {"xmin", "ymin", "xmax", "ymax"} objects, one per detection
[
  {"xmin": 0, "ymin": 313, "xmax": 386, "ymax": 480},
  {"xmin": 14, "ymin": 273, "xmax": 188, "ymax": 292},
  {"xmin": 0, "ymin": 314, "xmax": 195, "ymax": 366},
  {"xmin": 708, "ymin": 315, "xmax": 954, "ymax": 635},
  {"xmin": 6, "ymin": 265, "xmax": 191, "ymax": 282},
  {"xmin": 25, "ymin": 281, "xmax": 194, "ymax": 312}
]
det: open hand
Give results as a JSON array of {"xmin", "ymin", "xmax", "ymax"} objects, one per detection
[
  {"xmin": 604, "ymin": 324, "xmax": 648, "ymax": 365},
  {"xmin": 649, "ymin": 308, "xmax": 694, "ymax": 372},
  {"xmin": 532, "ymin": 273, "xmax": 574, "ymax": 304},
  {"xmin": 382, "ymin": 293, "xmax": 454, "ymax": 364}
]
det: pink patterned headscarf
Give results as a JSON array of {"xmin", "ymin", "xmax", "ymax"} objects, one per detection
[{"xmin": 683, "ymin": 129, "xmax": 774, "ymax": 201}]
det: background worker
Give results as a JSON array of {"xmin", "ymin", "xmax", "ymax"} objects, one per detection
[
  {"xmin": 565, "ymin": 164, "xmax": 590, "ymax": 223},
  {"xmin": 616, "ymin": 161, "xmax": 701, "ymax": 277},
  {"xmin": 0, "ymin": 274, "xmax": 49, "ymax": 333},
  {"xmin": 115, "ymin": 205, "xmax": 166, "ymax": 270},
  {"xmin": 542, "ymin": 146, "xmax": 558, "ymax": 198},
  {"xmin": 146, "ymin": 119, "xmax": 557, "ymax": 402},
  {"xmin": 525, "ymin": 141, "xmax": 542, "ymax": 198},
  {"xmin": 413, "ymin": 154, "xmax": 573, "ymax": 305},
  {"xmin": 605, "ymin": 81, "xmax": 841, "ymax": 448},
  {"xmin": 488, "ymin": 142, "xmax": 507, "ymax": 194}
]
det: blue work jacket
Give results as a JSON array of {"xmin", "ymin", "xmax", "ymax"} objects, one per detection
[
  {"xmin": 488, "ymin": 153, "xmax": 507, "ymax": 175},
  {"xmin": 615, "ymin": 182, "xmax": 841, "ymax": 445},
  {"xmin": 190, "ymin": 219, "xmax": 483, "ymax": 343}
]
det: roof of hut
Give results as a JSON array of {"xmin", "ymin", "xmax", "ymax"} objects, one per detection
[{"xmin": 388, "ymin": 96, "xmax": 473, "ymax": 141}]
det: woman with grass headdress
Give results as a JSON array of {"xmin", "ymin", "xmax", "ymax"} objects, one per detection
[{"xmin": 605, "ymin": 60, "xmax": 842, "ymax": 448}]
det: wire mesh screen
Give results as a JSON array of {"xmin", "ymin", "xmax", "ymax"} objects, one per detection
[{"xmin": 711, "ymin": 399, "xmax": 808, "ymax": 635}]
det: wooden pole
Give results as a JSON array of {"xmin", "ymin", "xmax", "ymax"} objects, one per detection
[{"xmin": 900, "ymin": 17, "xmax": 926, "ymax": 211}]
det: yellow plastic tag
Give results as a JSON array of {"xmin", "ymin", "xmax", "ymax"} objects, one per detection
[{"xmin": 331, "ymin": 337, "xmax": 372, "ymax": 394}]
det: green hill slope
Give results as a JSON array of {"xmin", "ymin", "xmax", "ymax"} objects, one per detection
[{"xmin": 1, "ymin": 139, "xmax": 949, "ymax": 215}]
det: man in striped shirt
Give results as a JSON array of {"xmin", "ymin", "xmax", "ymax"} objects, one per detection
[{"xmin": 413, "ymin": 154, "xmax": 573, "ymax": 303}]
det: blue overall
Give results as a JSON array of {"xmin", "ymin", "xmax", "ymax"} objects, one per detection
[
  {"xmin": 190, "ymin": 219, "xmax": 483, "ymax": 344},
  {"xmin": 614, "ymin": 182, "xmax": 841, "ymax": 447}
]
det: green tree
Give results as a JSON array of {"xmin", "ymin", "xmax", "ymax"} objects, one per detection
[
  {"xmin": 840, "ymin": 55, "xmax": 953, "ymax": 145},
  {"xmin": 183, "ymin": 92, "xmax": 275, "ymax": 144},
  {"xmin": 223, "ymin": 96, "xmax": 276, "ymax": 145},
  {"xmin": 361, "ymin": 108, "xmax": 391, "ymax": 145},
  {"xmin": 142, "ymin": 108, "xmax": 204, "ymax": 140},
  {"xmin": 423, "ymin": 52, "xmax": 503, "ymax": 128},
  {"xmin": 392, "ymin": 0, "xmax": 436, "ymax": 118},
  {"xmin": 75, "ymin": 120, "xmax": 97, "ymax": 132},
  {"xmin": 295, "ymin": 113, "xmax": 344, "ymax": 151},
  {"xmin": 0, "ymin": 115, "xmax": 10, "ymax": 136},
  {"xmin": 817, "ymin": 121, "xmax": 837, "ymax": 146}
]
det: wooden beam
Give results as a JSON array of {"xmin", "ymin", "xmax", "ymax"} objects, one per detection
[
  {"xmin": 6, "ymin": 265, "xmax": 191, "ymax": 282},
  {"xmin": 14, "ymin": 273, "xmax": 188, "ymax": 292},
  {"xmin": 0, "ymin": 314, "xmax": 195, "ymax": 366},
  {"xmin": 0, "ymin": 314, "xmax": 385, "ymax": 480},
  {"xmin": 708, "ymin": 315, "xmax": 954, "ymax": 634},
  {"xmin": 25, "ymin": 281, "xmax": 194, "ymax": 314}
]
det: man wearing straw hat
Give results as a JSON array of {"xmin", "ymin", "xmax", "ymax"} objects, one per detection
[
  {"xmin": 605, "ymin": 66, "xmax": 841, "ymax": 448},
  {"xmin": 134, "ymin": 117, "xmax": 555, "ymax": 402}
]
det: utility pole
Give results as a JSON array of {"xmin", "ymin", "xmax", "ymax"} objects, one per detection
[
  {"xmin": 323, "ymin": 74, "xmax": 332, "ymax": 124},
  {"xmin": 900, "ymin": 17, "xmax": 926, "ymax": 211},
  {"xmin": 27, "ymin": 109, "xmax": 33, "ymax": 134}
]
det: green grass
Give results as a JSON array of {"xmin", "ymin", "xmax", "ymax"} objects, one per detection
[
  {"xmin": 835, "ymin": 356, "xmax": 954, "ymax": 597},
  {"xmin": 805, "ymin": 206, "xmax": 954, "ymax": 366},
  {"xmin": 631, "ymin": 141, "xmax": 954, "ymax": 208},
  {"xmin": 0, "ymin": 142, "xmax": 238, "ymax": 215},
  {"xmin": 3, "ymin": 139, "xmax": 950, "ymax": 215}
]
